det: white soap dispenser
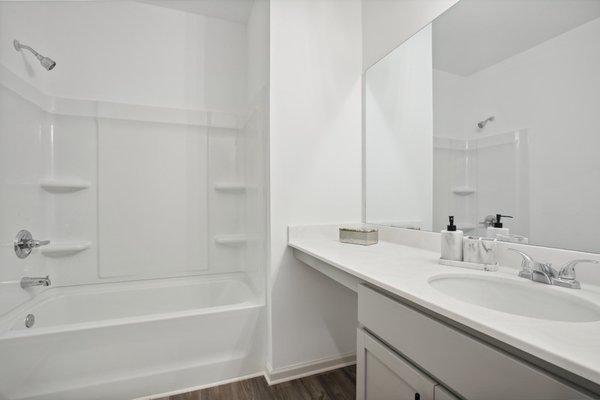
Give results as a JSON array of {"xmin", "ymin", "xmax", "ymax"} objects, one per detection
[
  {"xmin": 441, "ymin": 216, "xmax": 463, "ymax": 261},
  {"xmin": 487, "ymin": 214, "xmax": 512, "ymax": 239}
]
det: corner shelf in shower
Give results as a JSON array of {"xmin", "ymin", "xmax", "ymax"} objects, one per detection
[
  {"xmin": 41, "ymin": 241, "xmax": 91, "ymax": 257},
  {"xmin": 214, "ymin": 183, "xmax": 247, "ymax": 194},
  {"xmin": 40, "ymin": 178, "xmax": 90, "ymax": 193},
  {"xmin": 451, "ymin": 186, "xmax": 476, "ymax": 196},
  {"xmin": 214, "ymin": 234, "xmax": 247, "ymax": 246}
]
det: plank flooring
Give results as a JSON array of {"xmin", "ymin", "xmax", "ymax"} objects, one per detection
[{"xmin": 157, "ymin": 365, "xmax": 356, "ymax": 400}]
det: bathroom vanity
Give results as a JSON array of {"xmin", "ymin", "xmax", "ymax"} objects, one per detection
[
  {"xmin": 349, "ymin": 0, "xmax": 600, "ymax": 397},
  {"xmin": 357, "ymin": 285, "xmax": 589, "ymax": 400},
  {"xmin": 289, "ymin": 225, "xmax": 600, "ymax": 399}
]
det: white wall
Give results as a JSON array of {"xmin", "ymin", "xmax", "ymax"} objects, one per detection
[
  {"xmin": 365, "ymin": 25, "xmax": 433, "ymax": 230},
  {"xmin": 362, "ymin": 0, "xmax": 458, "ymax": 70},
  {"xmin": 434, "ymin": 16, "xmax": 600, "ymax": 253},
  {"xmin": 269, "ymin": 0, "xmax": 362, "ymax": 371}
]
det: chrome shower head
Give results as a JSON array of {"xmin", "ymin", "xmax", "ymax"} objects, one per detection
[
  {"xmin": 477, "ymin": 116, "xmax": 495, "ymax": 129},
  {"xmin": 13, "ymin": 40, "xmax": 56, "ymax": 71}
]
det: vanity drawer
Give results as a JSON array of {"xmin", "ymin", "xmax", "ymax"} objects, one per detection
[{"xmin": 358, "ymin": 284, "xmax": 590, "ymax": 400}]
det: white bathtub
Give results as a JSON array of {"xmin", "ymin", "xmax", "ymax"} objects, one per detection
[{"xmin": 0, "ymin": 276, "xmax": 264, "ymax": 400}]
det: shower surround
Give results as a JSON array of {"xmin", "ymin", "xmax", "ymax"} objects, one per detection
[{"xmin": 0, "ymin": 1, "xmax": 269, "ymax": 399}]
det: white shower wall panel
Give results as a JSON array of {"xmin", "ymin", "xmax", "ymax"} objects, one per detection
[
  {"xmin": 0, "ymin": 83, "xmax": 49, "ymax": 313},
  {"xmin": 209, "ymin": 127, "xmax": 246, "ymax": 273},
  {"xmin": 432, "ymin": 147, "xmax": 473, "ymax": 231},
  {"xmin": 474, "ymin": 139, "xmax": 529, "ymax": 238},
  {"xmin": 98, "ymin": 119, "xmax": 209, "ymax": 278},
  {"xmin": 0, "ymin": 0, "xmax": 265, "ymax": 290},
  {"xmin": 42, "ymin": 114, "xmax": 98, "ymax": 285},
  {"xmin": 242, "ymin": 89, "xmax": 268, "ymax": 283}
]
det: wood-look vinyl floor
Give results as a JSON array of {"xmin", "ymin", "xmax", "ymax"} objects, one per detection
[{"xmin": 157, "ymin": 365, "xmax": 356, "ymax": 400}]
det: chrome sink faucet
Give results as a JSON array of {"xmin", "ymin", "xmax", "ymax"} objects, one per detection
[
  {"xmin": 20, "ymin": 276, "xmax": 51, "ymax": 289},
  {"xmin": 508, "ymin": 249, "xmax": 599, "ymax": 289}
]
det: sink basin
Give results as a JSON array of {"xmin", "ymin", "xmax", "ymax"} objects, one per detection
[{"xmin": 429, "ymin": 274, "xmax": 600, "ymax": 322}]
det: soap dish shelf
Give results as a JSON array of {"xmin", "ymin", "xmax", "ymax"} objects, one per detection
[
  {"xmin": 40, "ymin": 178, "xmax": 90, "ymax": 193},
  {"xmin": 439, "ymin": 258, "xmax": 498, "ymax": 272},
  {"xmin": 214, "ymin": 183, "xmax": 247, "ymax": 194},
  {"xmin": 41, "ymin": 242, "xmax": 91, "ymax": 257},
  {"xmin": 214, "ymin": 234, "xmax": 247, "ymax": 246},
  {"xmin": 451, "ymin": 186, "xmax": 476, "ymax": 196}
]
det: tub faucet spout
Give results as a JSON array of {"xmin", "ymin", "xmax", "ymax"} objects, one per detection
[{"xmin": 21, "ymin": 276, "xmax": 51, "ymax": 289}]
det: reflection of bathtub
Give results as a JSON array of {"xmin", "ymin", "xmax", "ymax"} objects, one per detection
[{"xmin": 0, "ymin": 276, "xmax": 264, "ymax": 400}]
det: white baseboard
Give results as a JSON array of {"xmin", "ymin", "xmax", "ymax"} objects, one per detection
[
  {"xmin": 264, "ymin": 353, "xmax": 356, "ymax": 385},
  {"xmin": 136, "ymin": 371, "xmax": 264, "ymax": 400},
  {"xmin": 139, "ymin": 353, "xmax": 356, "ymax": 398}
]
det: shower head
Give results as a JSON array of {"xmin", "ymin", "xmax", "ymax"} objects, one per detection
[
  {"xmin": 13, "ymin": 40, "xmax": 56, "ymax": 71},
  {"xmin": 477, "ymin": 116, "xmax": 495, "ymax": 129}
]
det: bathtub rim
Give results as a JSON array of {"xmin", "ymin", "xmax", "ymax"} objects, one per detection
[{"xmin": 0, "ymin": 273, "xmax": 264, "ymax": 339}]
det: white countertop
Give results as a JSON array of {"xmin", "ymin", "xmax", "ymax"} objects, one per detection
[{"xmin": 288, "ymin": 225, "xmax": 600, "ymax": 389}]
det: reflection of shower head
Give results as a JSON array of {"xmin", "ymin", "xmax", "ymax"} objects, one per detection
[
  {"xmin": 13, "ymin": 40, "xmax": 56, "ymax": 71},
  {"xmin": 477, "ymin": 116, "xmax": 495, "ymax": 129}
]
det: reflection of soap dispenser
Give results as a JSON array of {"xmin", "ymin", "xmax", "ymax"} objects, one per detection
[
  {"xmin": 441, "ymin": 216, "xmax": 463, "ymax": 261},
  {"xmin": 487, "ymin": 214, "xmax": 513, "ymax": 238}
]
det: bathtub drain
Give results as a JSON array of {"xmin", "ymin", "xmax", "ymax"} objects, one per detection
[{"xmin": 25, "ymin": 314, "xmax": 35, "ymax": 328}]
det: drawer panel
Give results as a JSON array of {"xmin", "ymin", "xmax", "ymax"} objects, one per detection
[{"xmin": 358, "ymin": 284, "xmax": 590, "ymax": 400}]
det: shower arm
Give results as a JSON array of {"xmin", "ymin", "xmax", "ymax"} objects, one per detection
[{"xmin": 14, "ymin": 42, "xmax": 43, "ymax": 61}]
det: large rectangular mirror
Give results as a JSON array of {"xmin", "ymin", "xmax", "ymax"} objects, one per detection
[{"xmin": 365, "ymin": 0, "xmax": 600, "ymax": 253}]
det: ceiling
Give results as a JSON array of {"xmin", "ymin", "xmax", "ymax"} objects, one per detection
[
  {"xmin": 138, "ymin": 0, "xmax": 254, "ymax": 24},
  {"xmin": 433, "ymin": 0, "xmax": 600, "ymax": 76}
]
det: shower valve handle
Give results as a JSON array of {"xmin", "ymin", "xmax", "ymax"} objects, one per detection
[
  {"xmin": 14, "ymin": 230, "xmax": 50, "ymax": 259},
  {"xmin": 30, "ymin": 239, "xmax": 50, "ymax": 247}
]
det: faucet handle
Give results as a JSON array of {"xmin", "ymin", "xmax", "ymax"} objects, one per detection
[
  {"xmin": 558, "ymin": 259, "xmax": 600, "ymax": 281},
  {"xmin": 508, "ymin": 248, "xmax": 535, "ymax": 274},
  {"xmin": 507, "ymin": 248, "xmax": 556, "ymax": 280}
]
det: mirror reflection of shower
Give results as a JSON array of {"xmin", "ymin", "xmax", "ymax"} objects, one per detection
[
  {"xmin": 477, "ymin": 116, "xmax": 495, "ymax": 129},
  {"xmin": 13, "ymin": 39, "xmax": 56, "ymax": 70}
]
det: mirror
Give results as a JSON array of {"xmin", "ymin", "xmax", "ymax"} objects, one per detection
[{"xmin": 365, "ymin": 0, "xmax": 600, "ymax": 253}]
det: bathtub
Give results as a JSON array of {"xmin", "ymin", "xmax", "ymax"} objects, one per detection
[{"xmin": 0, "ymin": 275, "xmax": 264, "ymax": 400}]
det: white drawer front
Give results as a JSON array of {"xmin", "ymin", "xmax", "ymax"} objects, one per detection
[{"xmin": 358, "ymin": 284, "xmax": 590, "ymax": 400}]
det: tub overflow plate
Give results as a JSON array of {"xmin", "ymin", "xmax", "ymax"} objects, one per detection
[{"xmin": 25, "ymin": 314, "xmax": 35, "ymax": 328}]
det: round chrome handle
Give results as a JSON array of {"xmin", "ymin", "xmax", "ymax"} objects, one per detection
[{"xmin": 14, "ymin": 230, "xmax": 50, "ymax": 259}]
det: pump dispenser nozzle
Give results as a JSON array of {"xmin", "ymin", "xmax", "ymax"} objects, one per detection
[
  {"xmin": 447, "ymin": 216, "xmax": 457, "ymax": 231},
  {"xmin": 494, "ymin": 214, "xmax": 513, "ymax": 228}
]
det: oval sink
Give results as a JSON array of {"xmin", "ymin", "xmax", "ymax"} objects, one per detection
[{"xmin": 429, "ymin": 274, "xmax": 600, "ymax": 322}]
